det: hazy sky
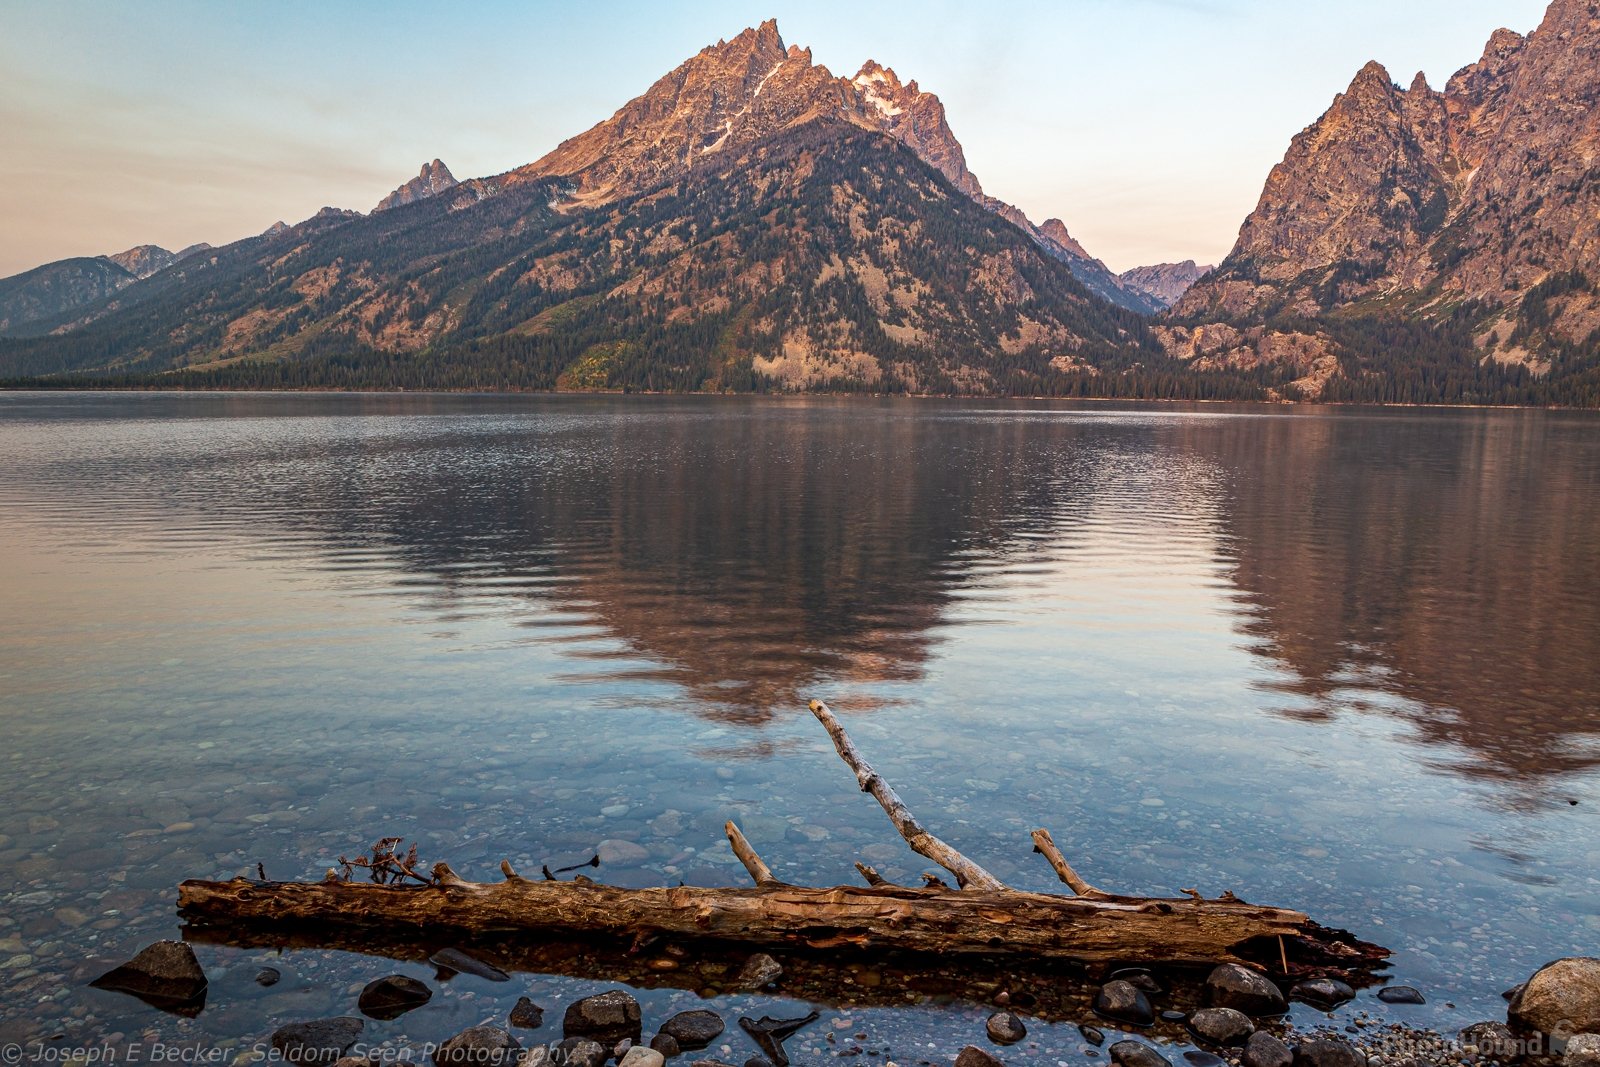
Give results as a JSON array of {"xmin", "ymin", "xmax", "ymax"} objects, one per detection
[{"xmin": 0, "ymin": 0, "xmax": 1552, "ymax": 278}]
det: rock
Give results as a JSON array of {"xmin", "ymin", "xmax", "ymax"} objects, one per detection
[
  {"xmin": 986, "ymin": 1011, "xmax": 1026, "ymax": 1045},
  {"xmin": 509, "ymin": 996, "xmax": 544, "ymax": 1029},
  {"xmin": 1459, "ymin": 1022, "xmax": 1518, "ymax": 1061},
  {"xmin": 661, "ymin": 1010, "xmax": 724, "ymax": 1050},
  {"xmin": 1113, "ymin": 967, "xmax": 1165, "ymax": 994},
  {"xmin": 1563, "ymin": 1034, "xmax": 1600, "ymax": 1066},
  {"xmin": 1161, "ymin": 1011, "xmax": 1188, "ymax": 1023},
  {"xmin": 1183, "ymin": 1054, "xmax": 1227, "ymax": 1067},
  {"xmin": 563, "ymin": 990, "xmax": 643, "ymax": 1046},
  {"xmin": 549, "ymin": 1040, "xmax": 606, "ymax": 1067},
  {"xmin": 1188, "ymin": 1007, "xmax": 1254, "ymax": 1046},
  {"xmin": 271, "ymin": 1018, "xmax": 365, "ymax": 1067},
  {"xmin": 90, "ymin": 940, "xmax": 208, "ymax": 1006},
  {"xmin": 1096, "ymin": 980, "xmax": 1155, "ymax": 1026},
  {"xmin": 1376, "ymin": 985, "xmax": 1425, "ymax": 1005},
  {"xmin": 597, "ymin": 839, "xmax": 650, "ymax": 865},
  {"xmin": 357, "ymin": 975, "xmax": 431, "ymax": 1020},
  {"xmin": 1291, "ymin": 978, "xmax": 1355, "ymax": 1010},
  {"xmin": 1080, "ymin": 1025, "xmax": 1107, "ymax": 1047},
  {"xmin": 435, "ymin": 1028, "xmax": 520, "ymax": 1067},
  {"xmin": 955, "ymin": 1048, "xmax": 1004, "ymax": 1067},
  {"xmin": 429, "ymin": 947, "xmax": 510, "ymax": 982},
  {"xmin": 619, "ymin": 1049, "xmax": 666, "ymax": 1067},
  {"xmin": 743, "ymin": 1060, "xmax": 773, "ymax": 1067},
  {"xmin": 648, "ymin": 1034, "xmax": 681, "ymax": 1058},
  {"xmin": 735, "ymin": 952, "xmax": 783, "ymax": 990},
  {"xmin": 1242, "ymin": 1031, "xmax": 1293, "ymax": 1067},
  {"xmin": 1205, "ymin": 964, "xmax": 1286, "ymax": 1017},
  {"xmin": 255, "ymin": 967, "xmax": 281, "ymax": 987},
  {"xmin": 1291, "ymin": 1036, "xmax": 1365, "ymax": 1067},
  {"xmin": 1510, "ymin": 959, "xmax": 1600, "ymax": 1037},
  {"xmin": 1109, "ymin": 1041, "xmax": 1172, "ymax": 1067}
]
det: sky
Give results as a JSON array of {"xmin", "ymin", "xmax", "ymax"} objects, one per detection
[{"xmin": 0, "ymin": 0, "xmax": 1553, "ymax": 278}]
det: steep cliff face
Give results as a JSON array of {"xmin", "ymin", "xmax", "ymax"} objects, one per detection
[
  {"xmin": 374, "ymin": 159, "xmax": 459, "ymax": 212},
  {"xmin": 1171, "ymin": 0, "xmax": 1600, "ymax": 392}
]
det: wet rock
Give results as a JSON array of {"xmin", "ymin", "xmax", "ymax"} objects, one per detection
[
  {"xmin": 1563, "ymin": 1034, "xmax": 1600, "ymax": 1066},
  {"xmin": 563, "ymin": 990, "xmax": 643, "ymax": 1046},
  {"xmin": 1161, "ymin": 1011, "xmax": 1188, "ymax": 1023},
  {"xmin": 90, "ymin": 940, "xmax": 207, "ymax": 1008},
  {"xmin": 1109, "ymin": 1041, "xmax": 1171, "ymax": 1067},
  {"xmin": 1113, "ymin": 967, "xmax": 1165, "ymax": 994},
  {"xmin": 509, "ymin": 996, "xmax": 544, "ymax": 1029},
  {"xmin": 434, "ymin": 1028, "xmax": 520, "ymax": 1067},
  {"xmin": 955, "ymin": 1048, "xmax": 1004, "ymax": 1067},
  {"xmin": 429, "ymin": 947, "xmax": 510, "ymax": 982},
  {"xmin": 1242, "ymin": 1031, "xmax": 1292, "ymax": 1067},
  {"xmin": 357, "ymin": 975, "xmax": 431, "ymax": 1020},
  {"xmin": 648, "ymin": 1034, "xmax": 681, "ymax": 1058},
  {"xmin": 1291, "ymin": 1036, "xmax": 1365, "ymax": 1067},
  {"xmin": 1184, "ymin": 1053, "xmax": 1228, "ymax": 1067},
  {"xmin": 271, "ymin": 1018, "xmax": 365, "ymax": 1067},
  {"xmin": 597, "ymin": 839, "xmax": 650, "ymax": 865},
  {"xmin": 1096, "ymin": 980, "xmax": 1156, "ymax": 1026},
  {"xmin": 661, "ymin": 1010, "xmax": 724, "ymax": 1049},
  {"xmin": 549, "ymin": 1040, "xmax": 606, "ymax": 1067},
  {"xmin": 735, "ymin": 952, "xmax": 783, "ymax": 990},
  {"xmin": 738, "ymin": 1012, "xmax": 818, "ymax": 1066},
  {"xmin": 618, "ymin": 1049, "xmax": 665, "ymax": 1067},
  {"xmin": 743, "ymin": 1060, "xmax": 773, "ymax": 1067},
  {"xmin": 1080, "ymin": 1025, "xmax": 1107, "ymax": 1047},
  {"xmin": 255, "ymin": 967, "xmax": 281, "ymax": 987},
  {"xmin": 1291, "ymin": 978, "xmax": 1355, "ymax": 1010},
  {"xmin": 1376, "ymin": 985, "xmax": 1425, "ymax": 1005},
  {"xmin": 1510, "ymin": 959, "xmax": 1600, "ymax": 1037},
  {"xmin": 1459, "ymin": 1022, "xmax": 1518, "ymax": 1061},
  {"xmin": 1205, "ymin": 964, "xmax": 1286, "ymax": 1017},
  {"xmin": 1188, "ymin": 1007, "xmax": 1254, "ymax": 1046},
  {"xmin": 986, "ymin": 1011, "xmax": 1026, "ymax": 1045}
]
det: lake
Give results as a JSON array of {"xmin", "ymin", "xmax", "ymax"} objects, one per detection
[{"xmin": 1, "ymin": 392, "xmax": 1597, "ymax": 1060}]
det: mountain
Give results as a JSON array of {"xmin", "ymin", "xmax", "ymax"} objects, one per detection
[
  {"xmin": 105, "ymin": 245, "xmax": 177, "ymax": 280},
  {"xmin": 1119, "ymin": 261, "xmax": 1213, "ymax": 310},
  {"xmin": 0, "ymin": 241, "xmax": 222, "ymax": 334},
  {"xmin": 374, "ymin": 159, "xmax": 458, "ymax": 211},
  {"xmin": 1166, "ymin": 0, "xmax": 1600, "ymax": 401},
  {"xmin": 0, "ymin": 21, "xmax": 1197, "ymax": 395},
  {"xmin": 0, "ymin": 257, "xmax": 135, "ymax": 333}
]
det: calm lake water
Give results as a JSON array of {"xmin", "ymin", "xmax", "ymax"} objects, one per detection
[{"xmin": 1, "ymin": 392, "xmax": 1597, "ymax": 1059}]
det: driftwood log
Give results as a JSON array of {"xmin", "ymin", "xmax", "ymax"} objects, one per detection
[{"xmin": 178, "ymin": 700, "xmax": 1387, "ymax": 972}]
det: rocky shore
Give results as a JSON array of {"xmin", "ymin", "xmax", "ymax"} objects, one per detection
[{"xmin": 84, "ymin": 941, "xmax": 1600, "ymax": 1067}]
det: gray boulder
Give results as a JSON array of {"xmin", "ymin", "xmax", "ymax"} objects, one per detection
[
  {"xmin": 1096, "ymin": 979, "xmax": 1156, "ymax": 1025},
  {"xmin": 434, "ymin": 1027, "xmax": 520, "ymax": 1067},
  {"xmin": 1242, "ymin": 1031, "xmax": 1292, "ymax": 1067},
  {"xmin": 1188, "ymin": 1007, "xmax": 1254, "ymax": 1046},
  {"xmin": 91, "ymin": 941, "xmax": 208, "ymax": 1006},
  {"xmin": 1291, "ymin": 1037, "xmax": 1365, "ymax": 1067},
  {"xmin": 563, "ymin": 990, "xmax": 643, "ymax": 1046},
  {"xmin": 1205, "ymin": 964, "xmax": 1286, "ymax": 1017},
  {"xmin": 271, "ymin": 1018, "xmax": 365, "ymax": 1067},
  {"xmin": 1109, "ymin": 1041, "xmax": 1172, "ymax": 1067}
]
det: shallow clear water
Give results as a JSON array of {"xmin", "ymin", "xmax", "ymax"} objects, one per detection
[{"xmin": 1, "ymin": 392, "xmax": 1597, "ymax": 1060}]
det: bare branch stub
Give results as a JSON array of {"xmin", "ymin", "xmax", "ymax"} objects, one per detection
[
  {"xmin": 1031, "ymin": 829, "xmax": 1107, "ymax": 899},
  {"xmin": 726, "ymin": 821, "xmax": 779, "ymax": 886},
  {"xmin": 808, "ymin": 699, "xmax": 1005, "ymax": 892}
]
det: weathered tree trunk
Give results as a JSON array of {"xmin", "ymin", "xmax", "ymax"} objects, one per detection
[{"xmin": 176, "ymin": 700, "xmax": 1388, "ymax": 973}]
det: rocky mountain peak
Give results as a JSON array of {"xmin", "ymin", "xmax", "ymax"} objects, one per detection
[
  {"xmin": 105, "ymin": 244, "xmax": 176, "ymax": 280},
  {"xmin": 1118, "ymin": 261, "xmax": 1214, "ymax": 310},
  {"xmin": 375, "ymin": 159, "xmax": 459, "ymax": 212},
  {"xmin": 1036, "ymin": 219, "xmax": 1092, "ymax": 261}
]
